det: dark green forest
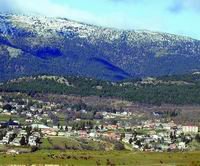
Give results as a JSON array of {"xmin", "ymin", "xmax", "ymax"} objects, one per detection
[{"xmin": 1, "ymin": 74, "xmax": 200, "ymax": 105}]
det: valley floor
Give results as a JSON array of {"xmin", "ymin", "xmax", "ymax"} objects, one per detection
[{"xmin": 0, "ymin": 150, "xmax": 200, "ymax": 166}]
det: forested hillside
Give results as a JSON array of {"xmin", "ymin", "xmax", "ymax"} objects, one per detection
[{"xmin": 1, "ymin": 74, "xmax": 200, "ymax": 105}]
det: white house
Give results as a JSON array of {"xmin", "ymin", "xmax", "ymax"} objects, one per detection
[
  {"xmin": 182, "ymin": 126, "xmax": 198, "ymax": 133},
  {"xmin": 28, "ymin": 136, "xmax": 37, "ymax": 146},
  {"xmin": 10, "ymin": 137, "xmax": 21, "ymax": 146},
  {"xmin": 178, "ymin": 142, "xmax": 186, "ymax": 150},
  {"xmin": 31, "ymin": 124, "xmax": 50, "ymax": 129}
]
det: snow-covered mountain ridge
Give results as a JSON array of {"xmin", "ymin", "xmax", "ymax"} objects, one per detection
[{"xmin": 1, "ymin": 14, "xmax": 200, "ymax": 81}]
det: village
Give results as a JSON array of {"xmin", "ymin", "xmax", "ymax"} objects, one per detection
[{"xmin": 0, "ymin": 94, "xmax": 199, "ymax": 154}]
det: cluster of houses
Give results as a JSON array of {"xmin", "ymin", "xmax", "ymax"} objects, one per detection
[
  {"xmin": 10, "ymin": 119, "xmax": 196, "ymax": 152},
  {"xmin": 102, "ymin": 111, "xmax": 133, "ymax": 119},
  {"xmin": 121, "ymin": 120, "xmax": 199, "ymax": 151},
  {"xmin": 0, "ymin": 95, "xmax": 61, "ymax": 125},
  {"xmin": 0, "ymin": 122, "xmax": 41, "ymax": 147},
  {"xmin": 0, "ymin": 95, "xmax": 199, "ymax": 152},
  {"xmin": 0, "ymin": 118, "xmax": 199, "ymax": 152}
]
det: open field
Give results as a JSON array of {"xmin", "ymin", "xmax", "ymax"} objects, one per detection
[
  {"xmin": 0, "ymin": 150, "xmax": 200, "ymax": 166},
  {"xmin": 0, "ymin": 114, "xmax": 25, "ymax": 123},
  {"xmin": 40, "ymin": 137, "xmax": 114, "ymax": 151}
]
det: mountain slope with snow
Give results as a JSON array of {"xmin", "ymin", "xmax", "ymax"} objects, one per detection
[{"xmin": 1, "ymin": 14, "xmax": 200, "ymax": 81}]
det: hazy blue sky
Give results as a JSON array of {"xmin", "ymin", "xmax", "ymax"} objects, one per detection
[{"xmin": 1, "ymin": 0, "xmax": 200, "ymax": 39}]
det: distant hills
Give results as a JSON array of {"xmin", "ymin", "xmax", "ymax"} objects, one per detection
[
  {"xmin": 1, "ymin": 14, "xmax": 200, "ymax": 81},
  {"xmin": 1, "ymin": 74, "xmax": 200, "ymax": 105}
]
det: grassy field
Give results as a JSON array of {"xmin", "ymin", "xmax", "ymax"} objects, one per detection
[
  {"xmin": 1, "ymin": 137, "xmax": 199, "ymax": 165},
  {"xmin": 0, "ymin": 114, "xmax": 26, "ymax": 123},
  {"xmin": 40, "ymin": 137, "xmax": 114, "ymax": 151},
  {"xmin": 0, "ymin": 150, "xmax": 200, "ymax": 166}
]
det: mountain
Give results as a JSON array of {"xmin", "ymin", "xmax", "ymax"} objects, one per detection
[{"xmin": 1, "ymin": 13, "xmax": 200, "ymax": 81}]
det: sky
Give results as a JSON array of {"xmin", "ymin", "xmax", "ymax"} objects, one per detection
[{"xmin": 0, "ymin": 0, "xmax": 200, "ymax": 39}]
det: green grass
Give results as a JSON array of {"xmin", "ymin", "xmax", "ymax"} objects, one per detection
[
  {"xmin": 188, "ymin": 140, "xmax": 200, "ymax": 151},
  {"xmin": 40, "ymin": 137, "xmax": 82, "ymax": 150},
  {"xmin": 0, "ymin": 114, "xmax": 13, "ymax": 121},
  {"xmin": 0, "ymin": 150, "xmax": 200, "ymax": 166},
  {"xmin": 0, "ymin": 114, "xmax": 26, "ymax": 123},
  {"xmin": 40, "ymin": 137, "xmax": 54, "ymax": 149},
  {"xmin": 0, "ymin": 145, "xmax": 7, "ymax": 152},
  {"xmin": 40, "ymin": 137, "xmax": 113, "ymax": 151}
]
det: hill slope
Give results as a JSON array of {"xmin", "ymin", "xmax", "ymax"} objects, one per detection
[
  {"xmin": 1, "ymin": 74, "xmax": 200, "ymax": 105},
  {"xmin": 1, "ymin": 14, "xmax": 200, "ymax": 81}
]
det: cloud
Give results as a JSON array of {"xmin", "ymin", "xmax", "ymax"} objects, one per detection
[
  {"xmin": 169, "ymin": 0, "xmax": 200, "ymax": 13},
  {"xmin": 168, "ymin": 1, "xmax": 184, "ymax": 13},
  {"xmin": 0, "ymin": 0, "xmax": 200, "ymax": 39},
  {"xmin": 0, "ymin": 0, "xmax": 99, "ymax": 25},
  {"xmin": 0, "ymin": 0, "xmax": 146, "ymax": 28},
  {"xmin": 0, "ymin": 0, "xmax": 17, "ymax": 12},
  {"xmin": 1, "ymin": 0, "xmax": 87, "ymax": 17}
]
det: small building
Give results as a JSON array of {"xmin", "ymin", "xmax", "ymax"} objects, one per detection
[
  {"xmin": 169, "ymin": 144, "xmax": 177, "ymax": 150},
  {"xmin": 31, "ymin": 124, "xmax": 50, "ymax": 130},
  {"xmin": 178, "ymin": 142, "xmax": 186, "ymax": 150},
  {"xmin": 42, "ymin": 129, "xmax": 57, "ymax": 136},
  {"xmin": 18, "ymin": 130, "xmax": 27, "ymax": 137},
  {"xmin": 103, "ymin": 132, "xmax": 121, "ymax": 141},
  {"xmin": 182, "ymin": 126, "xmax": 198, "ymax": 134},
  {"xmin": 10, "ymin": 137, "xmax": 22, "ymax": 147},
  {"xmin": 0, "ymin": 120, "xmax": 19, "ymax": 128},
  {"xmin": 78, "ymin": 131, "xmax": 88, "ymax": 138},
  {"xmin": 6, "ymin": 149, "xmax": 19, "ymax": 155},
  {"xmin": 28, "ymin": 136, "xmax": 38, "ymax": 146},
  {"xmin": 89, "ymin": 132, "xmax": 98, "ymax": 138},
  {"xmin": 58, "ymin": 132, "xmax": 65, "ymax": 136}
]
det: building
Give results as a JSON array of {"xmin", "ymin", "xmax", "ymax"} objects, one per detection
[
  {"xmin": 182, "ymin": 126, "xmax": 198, "ymax": 133},
  {"xmin": 178, "ymin": 142, "xmax": 186, "ymax": 150},
  {"xmin": 6, "ymin": 149, "xmax": 19, "ymax": 155},
  {"xmin": 10, "ymin": 137, "xmax": 22, "ymax": 146},
  {"xmin": 0, "ymin": 120, "xmax": 19, "ymax": 128},
  {"xmin": 78, "ymin": 131, "xmax": 88, "ymax": 138},
  {"xmin": 28, "ymin": 136, "xmax": 37, "ymax": 146}
]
